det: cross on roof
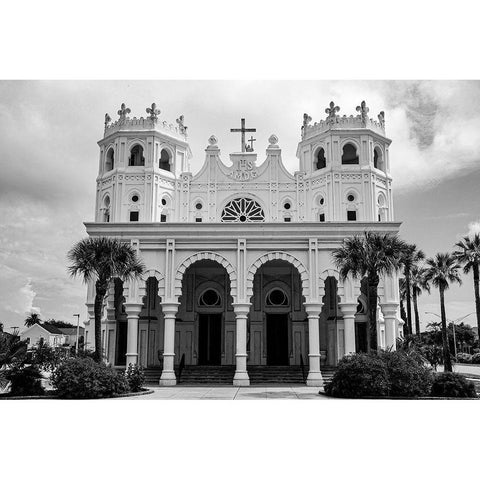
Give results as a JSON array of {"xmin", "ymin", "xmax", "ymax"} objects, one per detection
[
  {"xmin": 247, "ymin": 135, "xmax": 256, "ymax": 151},
  {"xmin": 230, "ymin": 118, "xmax": 256, "ymax": 152}
]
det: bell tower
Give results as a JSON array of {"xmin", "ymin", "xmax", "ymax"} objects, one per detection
[
  {"xmin": 95, "ymin": 103, "xmax": 192, "ymax": 223},
  {"xmin": 297, "ymin": 101, "xmax": 393, "ymax": 223}
]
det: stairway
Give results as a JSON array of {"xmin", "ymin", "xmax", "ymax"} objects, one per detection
[{"xmin": 144, "ymin": 365, "xmax": 336, "ymax": 385}]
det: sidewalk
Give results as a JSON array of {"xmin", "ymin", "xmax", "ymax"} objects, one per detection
[{"xmin": 111, "ymin": 385, "xmax": 330, "ymax": 400}]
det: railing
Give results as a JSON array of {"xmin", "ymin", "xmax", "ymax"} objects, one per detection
[
  {"xmin": 300, "ymin": 354, "xmax": 307, "ymax": 384},
  {"xmin": 177, "ymin": 353, "xmax": 186, "ymax": 383}
]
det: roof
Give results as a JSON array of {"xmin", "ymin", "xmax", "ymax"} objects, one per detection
[
  {"xmin": 58, "ymin": 327, "xmax": 85, "ymax": 335},
  {"xmin": 39, "ymin": 324, "xmax": 64, "ymax": 335}
]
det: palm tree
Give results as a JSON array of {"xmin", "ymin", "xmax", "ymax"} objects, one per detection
[
  {"xmin": 24, "ymin": 312, "xmax": 41, "ymax": 327},
  {"xmin": 399, "ymin": 277, "xmax": 408, "ymax": 336},
  {"xmin": 401, "ymin": 245, "xmax": 425, "ymax": 335},
  {"xmin": 332, "ymin": 231, "xmax": 407, "ymax": 351},
  {"xmin": 67, "ymin": 237, "xmax": 145, "ymax": 362},
  {"xmin": 423, "ymin": 253, "xmax": 462, "ymax": 372},
  {"xmin": 454, "ymin": 234, "xmax": 480, "ymax": 348},
  {"xmin": 410, "ymin": 265, "xmax": 430, "ymax": 336}
]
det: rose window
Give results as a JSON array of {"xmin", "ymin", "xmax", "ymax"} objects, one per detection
[{"xmin": 221, "ymin": 198, "xmax": 265, "ymax": 223}]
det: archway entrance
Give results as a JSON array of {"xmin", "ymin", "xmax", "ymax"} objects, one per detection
[
  {"xmin": 177, "ymin": 260, "xmax": 233, "ymax": 366},
  {"xmin": 250, "ymin": 259, "xmax": 306, "ymax": 366}
]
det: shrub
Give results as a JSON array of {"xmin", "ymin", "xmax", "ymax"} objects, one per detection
[
  {"xmin": 456, "ymin": 353, "xmax": 472, "ymax": 364},
  {"xmin": 471, "ymin": 353, "xmax": 480, "ymax": 364},
  {"xmin": 51, "ymin": 357, "xmax": 127, "ymax": 399},
  {"xmin": 431, "ymin": 372, "xmax": 477, "ymax": 398},
  {"xmin": 380, "ymin": 350, "xmax": 433, "ymax": 397},
  {"xmin": 125, "ymin": 363, "xmax": 145, "ymax": 392},
  {"xmin": 6, "ymin": 365, "xmax": 44, "ymax": 396},
  {"xmin": 324, "ymin": 353, "xmax": 389, "ymax": 398}
]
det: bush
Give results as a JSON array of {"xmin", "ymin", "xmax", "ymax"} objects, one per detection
[
  {"xmin": 324, "ymin": 354, "xmax": 389, "ymax": 398},
  {"xmin": 51, "ymin": 357, "xmax": 127, "ymax": 399},
  {"xmin": 471, "ymin": 353, "xmax": 480, "ymax": 364},
  {"xmin": 431, "ymin": 372, "xmax": 477, "ymax": 398},
  {"xmin": 125, "ymin": 363, "xmax": 145, "ymax": 392},
  {"xmin": 6, "ymin": 365, "xmax": 44, "ymax": 396},
  {"xmin": 456, "ymin": 353, "xmax": 472, "ymax": 364},
  {"xmin": 380, "ymin": 350, "xmax": 433, "ymax": 397}
]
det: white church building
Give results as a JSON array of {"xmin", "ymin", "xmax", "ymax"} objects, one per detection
[{"xmin": 83, "ymin": 100, "xmax": 402, "ymax": 386}]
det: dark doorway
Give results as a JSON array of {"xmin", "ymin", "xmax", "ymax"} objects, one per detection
[
  {"xmin": 116, "ymin": 321, "xmax": 127, "ymax": 365},
  {"xmin": 355, "ymin": 322, "xmax": 368, "ymax": 353},
  {"xmin": 198, "ymin": 313, "xmax": 222, "ymax": 365},
  {"xmin": 266, "ymin": 313, "xmax": 289, "ymax": 365}
]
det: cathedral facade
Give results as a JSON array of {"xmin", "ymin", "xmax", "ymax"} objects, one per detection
[{"xmin": 83, "ymin": 100, "xmax": 402, "ymax": 386}]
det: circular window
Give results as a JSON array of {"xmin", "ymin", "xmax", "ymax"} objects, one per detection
[
  {"xmin": 221, "ymin": 198, "xmax": 265, "ymax": 223},
  {"xmin": 132, "ymin": 195, "xmax": 139, "ymax": 203},
  {"xmin": 284, "ymin": 202, "xmax": 291, "ymax": 210},
  {"xmin": 266, "ymin": 289, "xmax": 288, "ymax": 306},
  {"xmin": 199, "ymin": 289, "xmax": 221, "ymax": 307},
  {"xmin": 161, "ymin": 198, "xmax": 167, "ymax": 206},
  {"xmin": 319, "ymin": 197, "xmax": 325, "ymax": 206},
  {"xmin": 347, "ymin": 194, "xmax": 355, "ymax": 202},
  {"xmin": 195, "ymin": 202, "xmax": 202, "ymax": 210}
]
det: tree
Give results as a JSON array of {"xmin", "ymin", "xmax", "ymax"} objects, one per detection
[
  {"xmin": 454, "ymin": 234, "xmax": 480, "ymax": 348},
  {"xmin": 332, "ymin": 231, "xmax": 407, "ymax": 351},
  {"xmin": 399, "ymin": 277, "xmax": 408, "ymax": 336},
  {"xmin": 24, "ymin": 312, "xmax": 41, "ymax": 328},
  {"xmin": 401, "ymin": 245, "xmax": 425, "ymax": 335},
  {"xmin": 423, "ymin": 253, "xmax": 462, "ymax": 372},
  {"xmin": 410, "ymin": 265, "xmax": 430, "ymax": 336},
  {"xmin": 67, "ymin": 237, "xmax": 145, "ymax": 362},
  {"xmin": 44, "ymin": 319, "xmax": 75, "ymax": 328}
]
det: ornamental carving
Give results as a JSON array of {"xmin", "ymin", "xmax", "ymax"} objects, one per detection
[
  {"xmin": 229, "ymin": 158, "xmax": 258, "ymax": 181},
  {"xmin": 221, "ymin": 198, "xmax": 265, "ymax": 223}
]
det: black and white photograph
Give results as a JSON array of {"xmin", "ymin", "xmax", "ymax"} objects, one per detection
[{"xmin": 1, "ymin": 2, "xmax": 479, "ymax": 480}]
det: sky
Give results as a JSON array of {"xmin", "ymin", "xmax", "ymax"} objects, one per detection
[{"xmin": 1, "ymin": 80, "xmax": 480, "ymax": 333}]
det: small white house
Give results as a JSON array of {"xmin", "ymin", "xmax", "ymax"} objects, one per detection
[
  {"xmin": 58, "ymin": 327, "xmax": 85, "ymax": 347},
  {"xmin": 20, "ymin": 324, "xmax": 65, "ymax": 348}
]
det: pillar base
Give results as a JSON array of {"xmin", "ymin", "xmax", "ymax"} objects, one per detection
[
  {"xmin": 159, "ymin": 371, "xmax": 176, "ymax": 386},
  {"xmin": 306, "ymin": 372, "xmax": 324, "ymax": 387},
  {"xmin": 233, "ymin": 371, "xmax": 250, "ymax": 386}
]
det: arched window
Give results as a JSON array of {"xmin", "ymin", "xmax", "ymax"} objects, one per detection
[
  {"xmin": 129, "ymin": 145, "xmax": 145, "ymax": 167},
  {"xmin": 315, "ymin": 148, "xmax": 326, "ymax": 170},
  {"xmin": 105, "ymin": 148, "xmax": 115, "ymax": 171},
  {"xmin": 346, "ymin": 192, "xmax": 357, "ymax": 221},
  {"xmin": 159, "ymin": 149, "xmax": 171, "ymax": 171},
  {"xmin": 341, "ymin": 143, "xmax": 359, "ymax": 165},
  {"xmin": 221, "ymin": 198, "xmax": 265, "ymax": 223},
  {"xmin": 374, "ymin": 147, "xmax": 384, "ymax": 170},
  {"xmin": 103, "ymin": 196, "xmax": 110, "ymax": 222},
  {"xmin": 378, "ymin": 194, "xmax": 387, "ymax": 221}
]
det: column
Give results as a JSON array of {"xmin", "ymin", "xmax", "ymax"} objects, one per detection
[
  {"xmin": 304, "ymin": 303, "xmax": 324, "ymax": 387},
  {"xmin": 339, "ymin": 303, "xmax": 357, "ymax": 355},
  {"xmin": 380, "ymin": 303, "xmax": 398, "ymax": 350},
  {"xmin": 124, "ymin": 303, "xmax": 143, "ymax": 366},
  {"xmin": 159, "ymin": 302, "xmax": 179, "ymax": 386},
  {"xmin": 232, "ymin": 303, "xmax": 251, "ymax": 386}
]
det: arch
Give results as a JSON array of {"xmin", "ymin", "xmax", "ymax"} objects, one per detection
[
  {"xmin": 102, "ymin": 194, "xmax": 111, "ymax": 222},
  {"xmin": 128, "ymin": 143, "xmax": 145, "ymax": 167},
  {"xmin": 221, "ymin": 197, "xmax": 265, "ymax": 223},
  {"xmin": 137, "ymin": 269, "xmax": 165, "ymax": 301},
  {"xmin": 246, "ymin": 251, "xmax": 309, "ymax": 300},
  {"xmin": 341, "ymin": 141, "xmax": 359, "ymax": 165},
  {"xmin": 174, "ymin": 251, "xmax": 237, "ymax": 300},
  {"xmin": 377, "ymin": 192, "xmax": 388, "ymax": 221},
  {"xmin": 315, "ymin": 146, "xmax": 326, "ymax": 170},
  {"xmin": 373, "ymin": 145, "xmax": 385, "ymax": 171},
  {"xmin": 105, "ymin": 147, "xmax": 115, "ymax": 171},
  {"xmin": 159, "ymin": 148, "xmax": 172, "ymax": 172}
]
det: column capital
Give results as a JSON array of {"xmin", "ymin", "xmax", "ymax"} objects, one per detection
[
  {"xmin": 161, "ymin": 302, "xmax": 180, "ymax": 315},
  {"xmin": 380, "ymin": 302, "xmax": 399, "ymax": 317},
  {"xmin": 232, "ymin": 302, "xmax": 251, "ymax": 315},
  {"xmin": 124, "ymin": 302, "xmax": 143, "ymax": 316},
  {"xmin": 339, "ymin": 302, "xmax": 357, "ymax": 316},
  {"xmin": 303, "ymin": 302, "xmax": 323, "ymax": 317}
]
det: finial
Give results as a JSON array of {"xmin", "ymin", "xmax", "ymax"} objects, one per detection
[
  {"xmin": 176, "ymin": 115, "xmax": 187, "ymax": 135},
  {"xmin": 325, "ymin": 101, "xmax": 340, "ymax": 125},
  {"xmin": 356, "ymin": 100, "xmax": 369, "ymax": 126},
  {"xmin": 117, "ymin": 103, "xmax": 131, "ymax": 122},
  {"xmin": 146, "ymin": 103, "xmax": 161, "ymax": 121},
  {"xmin": 208, "ymin": 135, "xmax": 218, "ymax": 146},
  {"xmin": 378, "ymin": 111, "xmax": 385, "ymax": 129},
  {"xmin": 302, "ymin": 113, "xmax": 312, "ymax": 138},
  {"xmin": 104, "ymin": 113, "xmax": 111, "ymax": 130},
  {"xmin": 268, "ymin": 134, "xmax": 279, "ymax": 146}
]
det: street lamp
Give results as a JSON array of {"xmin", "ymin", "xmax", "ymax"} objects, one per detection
[
  {"xmin": 425, "ymin": 311, "xmax": 475, "ymax": 361},
  {"xmin": 73, "ymin": 314, "xmax": 80, "ymax": 355}
]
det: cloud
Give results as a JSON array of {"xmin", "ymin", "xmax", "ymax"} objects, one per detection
[
  {"xmin": 468, "ymin": 220, "xmax": 480, "ymax": 237},
  {"xmin": 0, "ymin": 270, "xmax": 41, "ymax": 318}
]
